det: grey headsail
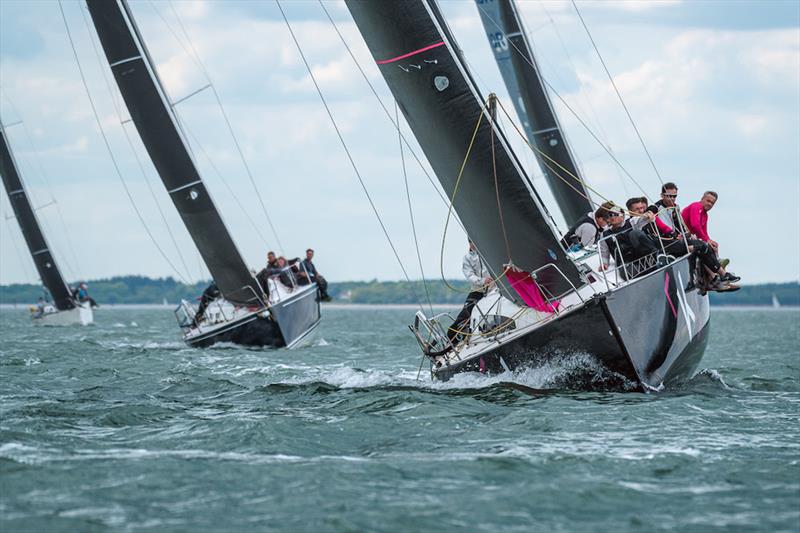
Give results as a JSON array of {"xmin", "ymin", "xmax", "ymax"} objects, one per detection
[
  {"xmin": 345, "ymin": 0, "xmax": 582, "ymax": 297},
  {"xmin": 86, "ymin": 0, "xmax": 262, "ymax": 305},
  {"xmin": 0, "ymin": 120, "xmax": 75, "ymax": 310},
  {"xmin": 475, "ymin": 0, "xmax": 592, "ymax": 227}
]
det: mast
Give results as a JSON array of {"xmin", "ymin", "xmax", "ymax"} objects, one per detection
[
  {"xmin": 86, "ymin": 0, "xmax": 263, "ymax": 305},
  {"xmin": 476, "ymin": 0, "xmax": 593, "ymax": 227},
  {"xmin": 0, "ymin": 120, "xmax": 75, "ymax": 310},
  {"xmin": 345, "ymin": 0, "xmax": 582, "ymax": 297}
]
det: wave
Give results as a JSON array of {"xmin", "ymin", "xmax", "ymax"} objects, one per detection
[{"xmin": 257, "ymin": 353, "xmax": 637, "ymax": 398}]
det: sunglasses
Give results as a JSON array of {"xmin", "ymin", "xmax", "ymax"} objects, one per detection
[{"xmin": 662, "ymin": 194, "xmax": 677, "ymax": 199}]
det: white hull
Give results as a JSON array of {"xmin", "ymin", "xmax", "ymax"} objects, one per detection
[{"xmin": 33, "ymin": 302, "xmax": 93, "ymax": 326}]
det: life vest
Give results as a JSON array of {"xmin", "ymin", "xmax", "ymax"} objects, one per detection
[{"xmin": 561, "ymin": 213, "xmax": 599, "ymax": 248}]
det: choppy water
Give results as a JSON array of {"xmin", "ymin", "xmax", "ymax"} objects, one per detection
[{"xmin": 1, "ymin": 306, "xmax": 798, "ymax": 532}]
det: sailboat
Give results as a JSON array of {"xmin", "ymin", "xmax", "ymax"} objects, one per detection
[
  {"xmin": 0, "ymin": 119, "xmax": 93, "ymax": 326},
  {"xmin": 85, "ymin": 0, "xmax": 320, "ymax": 348},
  {"xmin": 345, "ymin": 0, "xmax": 710, "ymax": 390}
]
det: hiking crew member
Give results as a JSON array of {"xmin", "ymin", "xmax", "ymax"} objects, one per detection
[
  {"xmin": 682, "ymin": 191, "xmax": 740, "ymax": 288},
  {"xmin": 599, "ymin": 205, "xmax": 659, "ymax": 273},
  {"xmin": 448, "ymin": 240, "xmax": 491, "ymax": 343},
  {"xmin": 561, "ymin": 201, "xmax": 615, "ymax": 250},
  {"xmin": 193, "ymin": 281, "xmax": 220, "ymax": 326},
  {"xmin": 301, "ymin": 248, "xmax": 331, "ymax": 302}
]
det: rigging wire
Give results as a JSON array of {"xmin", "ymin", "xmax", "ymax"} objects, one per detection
[
  {"xmin": 103, "ymin": 1, "xmax": 273, "ymax": 274},
  {"xmin": 317, "ymin": 1, "xmax": 469, "ymax": 225},
  {"xmin": 276, "ymin": 0, "xmax": 424, "ymax": 310},
  {"xmin": 154, "ymin": 0, "xmax": 286, "ymax": 254},
  {"xmin": 57, "ymin": 0, "xmax": 190, "ymax": 284},
  {"xmin": 77, "ymin": 4, "xmax": 194, "ymax": 283},
  {"xmin": 183, "ymin": 125, "xmax": 273, "ymax": 250},
  {"xmin": 524, "ymin": 1, "xmax": 628, "ymax": 197},
  {"xmin": 532, "ymin": 1, "xmax": 608, "ymax": 145},
  {"xmin": 396, "ymin": 102, "xmax": 434, "ymax": 315},
  {"xmin": 474, "ymin": 1, "xmax": 652, "ymax": 200},
  {"xmin": 570, "ymin": 0, "xmax": 664, "ymax": 185},
  {"xmin": 2, "ymin": 106, "xmax": 84, "ymax": 281},
  {"xmin": 0, "ymin": 198, "xmax": 38, "ymax": 285},
  {"xmin": 0, "ymin": 97, "xmax": 82, "ymax": 281}
]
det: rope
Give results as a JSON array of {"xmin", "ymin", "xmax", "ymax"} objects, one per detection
[
  {"xmin": 58, "ymin": 0, "xmax": 190, "ymax": 284},
  {"xmin": 447, "ymin": 306, "xmax": 532, "ymax": 341},
  {"xmin": 396, "ymin": 102, "xmax": 434, "ymax": 316},
  {"xmin": 436, "ymin": 99, "xmax": 515, "ymax": 295},
  {"xmin": 276, "ymin": 0, "xmax": 424, "ymax": 310},
  {"xmin": 163, "ymin": 0, "xmax": 286, "ymax": 254},
  {"xmin": 488, "ymin": 95, "xmax": 512, "ymax": 261},
  {"xmin": 494, "ymin": 97, "xmax": 635, "ymax": 211},
  {"xmin": 439, "ymin": 104, "xmax": 486, "ymax": 293},
  {"xmin": 571, "ymin": 0, "xmax": 664, "ymax": 185}
]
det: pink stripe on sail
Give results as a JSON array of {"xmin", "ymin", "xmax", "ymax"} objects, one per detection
[
  {"xmin": 664, "ymin": 272, "xmax": 677, "ymax": 318},
  {"xmin": 376, "ymin": 41, "xmax": 445, "ymax": 64}
]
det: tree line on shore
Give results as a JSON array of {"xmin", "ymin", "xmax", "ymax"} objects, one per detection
[{"xmin": 0, "ymin": 275, "xmax": 797, "ymax": 307}]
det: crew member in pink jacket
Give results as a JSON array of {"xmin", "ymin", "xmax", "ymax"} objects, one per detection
[{"xmin": 682, "ymin": 191, "xmax": 740, "ymax": 289}]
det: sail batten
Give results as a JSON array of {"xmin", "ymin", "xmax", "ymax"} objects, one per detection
[
  {"xmin": 86, "ymin": 0, "xmax": 262, "ymax": 305},
  {"xmin": 476, "ymin": 0, "xmax": 593, "ymax": 227},
  {"xmin": 0, "ymin": 122, "xmax": 75, "ymax": 310},
  {"xmin": 345, "ymin": 0, "xmax": 582, "ymax": 297}
]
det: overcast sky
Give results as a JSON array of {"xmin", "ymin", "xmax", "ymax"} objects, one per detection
[{"xmin": 1, "ymin": 0, "xmax": 798, "ymax": 289}]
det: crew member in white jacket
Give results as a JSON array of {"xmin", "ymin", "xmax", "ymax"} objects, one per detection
[{"xmin": 447, "ymin": 240, "xmax": 492, "ymax": 343}]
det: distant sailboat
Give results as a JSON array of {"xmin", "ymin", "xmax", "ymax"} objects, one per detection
[
  {"xmin": 345, "ymin": 0, "xmax": 710, "ymax": 390},
  {"xmin": 86, "ymin": 0, "xmax": 320, "ymax": 348},
  {"xmin": 772, "ymin": 293, "xmax": 781, "ymax": 309},
  {"xmin": 0, "ymin": 118, "xmax": 93, "ymax": 326}
]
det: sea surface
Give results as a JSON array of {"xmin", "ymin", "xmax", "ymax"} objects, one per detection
[{"xmin": 1, "ymin": 306, "xmax": 798, "ymax": 532}]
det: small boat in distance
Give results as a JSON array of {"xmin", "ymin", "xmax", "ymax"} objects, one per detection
[
  {"xmin": 86, "ymin": 0, "xmax": 320, "ymax": 348},
  {"xmin": 0, "ymin": 117, "xmax": 93, "ymax": 326},
  {"xmin": 772, "ymin": 293, "xmax": 781, "ymax": 309}
]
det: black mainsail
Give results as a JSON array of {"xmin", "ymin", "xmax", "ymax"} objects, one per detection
[
  {"xmin": 86, "ymin": 0, "xmax": 262, "ymax": 305},
  {"xmin": 345, "ymin": 0, "xmax": 581, "ymax": 296},
  {"xmin": 0, "ymin": 120, "xmax": 75, "ymax": 310},
  {"xmin": 475, "ymin": 0, "xmax": 592, "ymax": 227}
]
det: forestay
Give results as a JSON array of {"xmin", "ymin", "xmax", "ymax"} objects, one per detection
[
  {"xmin": 0, "ymin": 120, "xmax": 75, "ymax": 310},
  {"xmin": 475, "ymin": 0, "xmax": 592, "ymax": 227},
  {"xmin": 86, "ymin": 0, "xmax": 263, "ymax": 306},
  {"xmin": 345, "ymin": 0, "xmax": 582, "ymax": 297}
]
